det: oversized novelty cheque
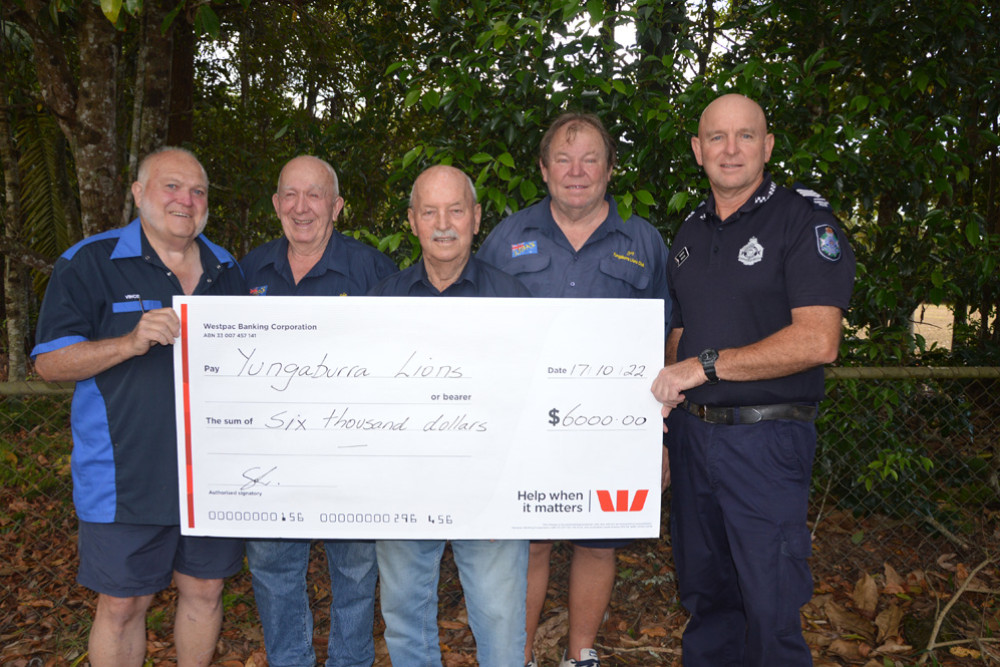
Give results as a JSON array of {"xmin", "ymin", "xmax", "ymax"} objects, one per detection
[{"xmin": 174, "ymin": 296, "xmax": 664, "ymax": 539}]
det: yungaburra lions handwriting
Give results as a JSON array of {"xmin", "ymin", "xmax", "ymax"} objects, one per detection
[{"xmin": 232, "ymin": 347, "xmax": 465, "ymax": 391}]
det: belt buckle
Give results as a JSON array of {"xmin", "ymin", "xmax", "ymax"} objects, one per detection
[{"xmin": 697, "ymin": 404, "xmax": 707, "ymax": 420}]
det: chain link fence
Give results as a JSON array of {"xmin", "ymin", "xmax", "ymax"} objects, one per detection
[{"xmin": 2, "ymin": 369, "xmax": 998, "ymax": 664}]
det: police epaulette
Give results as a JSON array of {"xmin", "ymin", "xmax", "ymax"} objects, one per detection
[{"xmin": 793, "ymin": 183, "xmax": 832, "ymax": 211}]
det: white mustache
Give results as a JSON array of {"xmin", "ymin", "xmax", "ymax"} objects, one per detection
[{"xmin": 431, "ymin": 230, "xmax": 458, "ymax": 241}]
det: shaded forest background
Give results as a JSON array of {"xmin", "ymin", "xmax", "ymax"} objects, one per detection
[{"xmin": 2, "ymin": 0, "xmax": 999, "ymax": 378}]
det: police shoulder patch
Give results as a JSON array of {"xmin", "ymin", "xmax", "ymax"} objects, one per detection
[
  {"xmin": 814, "ymin": 225, "xmax": 842, "ymax": 262},
  {"xmin": 793, "ymin": 183, "xmax": 832, "ymax": 211}
]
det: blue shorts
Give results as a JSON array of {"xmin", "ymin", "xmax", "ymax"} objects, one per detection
[{"xmin": 77, "ymin": 521, "xmax": 245, "ymax": 597}]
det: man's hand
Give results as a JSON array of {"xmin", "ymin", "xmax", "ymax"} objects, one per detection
[
  {"xmin": 650, "ymin": 356, "xmax": 706, "ymax": 428},
  {"xmin": 127, "ymin": 307, "xmax": 181, "ymax": 354}
]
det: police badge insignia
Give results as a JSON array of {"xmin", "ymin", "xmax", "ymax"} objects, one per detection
[
  {"xmin": 738, "ymin": 236, "xmax": 764, "ymax": 266},
  {"xmin": 815, "ymin": 225, "xmax": 842, "ymax": 261}
]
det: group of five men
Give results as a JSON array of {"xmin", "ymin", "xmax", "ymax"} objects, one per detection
[{"xmin": 33, "ymin": 93, "xmax": 855, "ymax": 667}]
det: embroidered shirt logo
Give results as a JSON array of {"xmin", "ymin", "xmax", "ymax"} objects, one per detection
[
  {"xmin": 815, "ymin": 225, "xmax": 842, "ymax": 261},
  {"xmin": 511, "ymin": 241, "xmax": 538, "ymax": 258},
  {"xmin": 249, "ymin": 285, "xmax": 268, "ymax": 295},
  {"xmin": 738, "ymin": 236, "xmax": 764, "ymax": 266},
  {"xmin": 612, "ymin": 249, "xmax": 645, "ymax": 268}
]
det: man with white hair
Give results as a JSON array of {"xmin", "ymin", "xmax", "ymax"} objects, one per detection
[
  {"xmin": 370, "ymin": 164, "xmax": 531, "ymax": 667},
  {"xmin": 241, "ymin": 155, "xmax": 397, "ymax": 667},
  {"xmin": 33, "ymin": 147, "xmax": 246, "ymax": 666}
]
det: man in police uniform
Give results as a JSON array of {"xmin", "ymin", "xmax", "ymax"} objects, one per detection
[
  {"xmin": 650, "ymin": 93, "xmax": 856, "ymax": 667},
  {"xmin": 240, "ymin": 155, "xmax": 397, "ymax": 667},
  {"xmin": 370, "ymin": 164, "xmax": 531, "ymax": 667},
  {"xmin": 33, "ymin": 148, "xmax": 246, "ymax": 666},
  {"xmin": 478, "ymin": 113, "xmax": 671, "ymax": 667}
]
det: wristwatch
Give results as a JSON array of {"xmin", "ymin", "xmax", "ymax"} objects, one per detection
[{"xmin": 698, "ymin": 348, "xmax": 719, "ymax": 384}]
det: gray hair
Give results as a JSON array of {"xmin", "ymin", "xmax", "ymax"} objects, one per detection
[
  {"xmin": 277, "ymin": 156, "xmax": 340, "ymax": 198},
  {"xmin": 408, "ymin": 166, "xmax": 478, "ymax": 208},
  {"xmin": 137, "ymin": 147, "xmax": 208, "ymax": 187}
]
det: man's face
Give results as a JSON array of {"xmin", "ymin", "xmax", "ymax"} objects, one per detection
[
  {"xmin": 408, "ymin": 167, "xmax": 481, "ymax": 269},
  {"xmin": 272, "ymin": 157, "xmax": 344, "ymax": 253},
  {"xmin": 692, "ymin": 94, "xmax": 774, "ymax": 200},
  {"xmin": 132, "ymin": 151, "xmax": 209, "ymax": 246},
  {"xmin": 540, "ymin": 123, "xmax": 613, "ymax": 214}
]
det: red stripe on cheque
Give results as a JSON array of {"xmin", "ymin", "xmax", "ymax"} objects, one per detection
[{"xmin": 181, "ymin": 303, "xmax": 196, "ymax": 529}]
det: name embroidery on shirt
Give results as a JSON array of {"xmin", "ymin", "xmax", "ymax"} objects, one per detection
[
  {"xmin": 249, "ymin": 285, "xmax": 268, "ymax": 295},
  {"xmin": 738, "ymin": 237, "xmax": 764, "ymax": 266},
  {"xmin": 612, "ymin": 250, "xmax": 645, "ymax": 268},
  {"xmin": 511, "ymin": 241, "xmax": 538, "ymax": 258}
]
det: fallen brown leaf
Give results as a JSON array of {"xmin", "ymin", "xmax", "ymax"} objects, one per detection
[
  {"xmin": 640, "ymin": 625, "xmax": 667, "ymax": 637},
  {"xmin": 824, "ymin": 599, "xmax": 876, "ymax": 639},
  {"xmin": 883, "ymin": 562, "xmax": 906, "ymax": 594},
  {"xmin": 852, "ymin": 572, "xmax": 878, "ymax": 618},
  {"xmin": 874, "ymin": 603, "xmax": 902, "ymax": 643},
  {"xmin": 827, "ymin": 638, "xmax": 865, "ymax": 660}
]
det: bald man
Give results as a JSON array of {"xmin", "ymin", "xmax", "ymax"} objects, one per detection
[
  {"xmin": 650, "ymin": 94, "xmax": 855, "ymax": 666},
  {"xmin": 369, "ymin": 165, "xmax": 531, "ymax": 667},
  {"xmin": 32, "ymin": 147, "xmax": 246, "ymax": 666},
  {"xmin": 241, "ymin": 155, "xmax": 397, "ymax": 667}
]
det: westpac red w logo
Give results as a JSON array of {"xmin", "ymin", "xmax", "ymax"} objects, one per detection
[{"xmin": 596, "ymin": 489, "xmax": 648, "ymax": 512}]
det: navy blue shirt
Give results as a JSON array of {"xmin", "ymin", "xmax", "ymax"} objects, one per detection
[
  {"xmin": 669, "ymin": 174, "xmax": 856, "ymax": 405},
  {"xmin": 477, "ymin": 195, "xmax": 671, "ymax": 333},
  {"xmin": 32, "ymin": 219, "xmax": 245, "ymax": 525},
  {"xmin": 368, "ymin": 256, "xmax": 531, "ymax": 298},
  {"xmin": 241, "ymin": 231, "xmax": 397, "ymax": 296}
]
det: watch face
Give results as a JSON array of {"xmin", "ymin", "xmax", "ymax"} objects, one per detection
[{"xmin": 699, "ymin": 349, "xmax": 717, "ymax": 363}]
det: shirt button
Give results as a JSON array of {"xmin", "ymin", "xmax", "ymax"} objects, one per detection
[
  {"xmin": 166, "ymin": 271, "xmax": 172, "ymax": 276},
  {"xmin": 207, "ymin": 278, "xmax": 213, "ymax": 283},
  {"xmin": 570, "ymin": 281, "xmax": 576, "ymax": 287}
]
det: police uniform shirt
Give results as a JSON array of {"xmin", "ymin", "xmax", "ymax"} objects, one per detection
[
  {"xmin": 367, "ymin": 255, "xmax": 531, "ymax": 298},
  {"xmin": 477, "ymin": 195, "xmax": 672, "ymax": 333},
  {"xmin": 241, "ymin": 231, "xmax": 397, "ymax": 297},
  {"xmin": 668, "ymin": 174, "xmax": 856, "ymax": 406},
  {"xmin": 32, "ymin": 219, "xmax": 246, "ymax": 525}
]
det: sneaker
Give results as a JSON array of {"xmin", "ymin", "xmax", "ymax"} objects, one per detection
[
  {"xmin": 525, "ymin": 654, "xmax": 538, "ymax": 667},
  {"xmin": 559, "ymin": 648, "xmax": 600, "ymax": 667}
]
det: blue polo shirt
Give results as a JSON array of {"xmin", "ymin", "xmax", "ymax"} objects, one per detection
[
  {"xmin": 669, "ymin": 174, "xmax": 856, "ymax": 405},
  {"xmin": 32, "ymin": 219, "xmax": 245, "ymax": 525},
  {"xmin": 477, "ymin": 195, "xmax": 671, "ymax": 332},
  {"xmin": 241, "ymin": 231, "xmax": 397, "ymax": 296},
  {"xmin": 368, "ymin": 255, "xmax": 531, "ymax": 298}
]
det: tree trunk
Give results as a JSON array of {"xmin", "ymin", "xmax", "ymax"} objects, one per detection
[
  {"xmin": 167, "ymin": 17, "xmax": 195, "ymax": 146},
  {"xmin": 0, "ymin": 73, "xmax": 28, "ymax": 380},
  {"xmin": 75, "ymin": 1, "xmax": 124, "ymax": 236},
  {"xmin": 124, "ymin": 0, "xmax": 175, "ymax": 225}
]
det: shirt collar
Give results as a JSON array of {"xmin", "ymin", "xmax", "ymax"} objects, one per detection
[
  {"xmin": 412, "ymin": 256, "xmax": 478, "ymax": 295},
  {"xmin": 527, "ymin": 194, "xmax": 635, "ymax": 243},
  {"xmin": 700, "ymin": 173, "xmax": 778, "ymax": 224},
  {"xmin": 110, "ymin": 218, "xmax": 236, "ymax": 267},
  {"xmin": 266, "ymin": 231, "xmax": 351, "ymax": 281}
]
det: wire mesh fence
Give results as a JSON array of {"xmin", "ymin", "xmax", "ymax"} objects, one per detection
[{"xmin": 2, "ymin": 369, "xmax": 998, "ymax": 665}]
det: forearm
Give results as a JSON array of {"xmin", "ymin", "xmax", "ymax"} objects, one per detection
[
  {"xmin": 714, "ymin": 306, "xmax": 842, "ymax": 382},
  {"xmin": 35, "ymin": 337, "xmax": 139, "ymax": 382}
]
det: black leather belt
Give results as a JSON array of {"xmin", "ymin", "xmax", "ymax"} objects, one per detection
[{"xmin": 681, "ymin": 400, "xmax": 817, "ymax": 425}]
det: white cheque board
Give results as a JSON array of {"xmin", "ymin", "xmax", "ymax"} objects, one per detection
[{"xmin": 174, "ymin": 296, "xmax": 664, "ymax": 539}]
